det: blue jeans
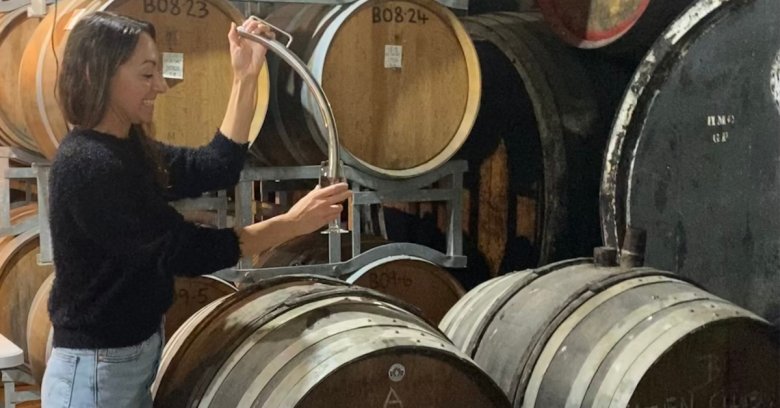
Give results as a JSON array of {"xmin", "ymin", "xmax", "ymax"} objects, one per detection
[{"xmin": 40, "ymin": 327, "xmax": 164, "ymax": 408}]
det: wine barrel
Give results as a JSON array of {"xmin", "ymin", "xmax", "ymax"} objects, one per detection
[
  {"xmin": 18, "ymin": 0, "xmax": 270, "ymax": 160},
  {"xmin": 152, "ymin": 275, "xmax": 510, "ymax": 408},
  {"xmin": 0, "ymin": 207, "xmax": 55, "ymax": 374},
  {"xmin": 440, "ymin": 257, "xmax": 780, "ymax": 408},
  {"xmin": 255, "ymin": 0, "xmax": 481, "ymax": 179},
  {"xmin": 24, "ymin": 274, "xmax": 236, "ymax": 385},
  {"xmin": 600, "ymin": 0, "xmax": 780, "ymax": 321},
  {"xmin": 534, "ymin": 0, "xmax": 652, "ymax": 48},
  {"xmin": 254, "ymin": 233, "xmax": 466, "ymax": 324},
  {"xmin": 534, "ymin": 0, "xmax": 696, "ymax": 51},
  {"xmin": 381, "ymin": 13, "xmax": 632, "ymax": 277},
  {"xmin": 164, "ymin": 275, "xmax": 238, "ymax": 339},
  {"xmin": 25, "ymin": 272, "xmax": 52, "ymax": 385},
  {"xmin": 0, "ymin": 8, "xmax": 43, "ymax": 152}
]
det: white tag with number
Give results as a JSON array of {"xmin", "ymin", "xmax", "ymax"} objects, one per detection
[
  {"xmin": 384, "ymin": 45, "xmax": 403, "ymax": 69},
  {"xmin": 162, "ymin": 52, "xmax": 184, "ymax": 80}
]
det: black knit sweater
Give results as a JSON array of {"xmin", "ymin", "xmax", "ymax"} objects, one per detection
[{"xmin": 48, "ymin": 128, "xmax": 246, "ymax": 349}]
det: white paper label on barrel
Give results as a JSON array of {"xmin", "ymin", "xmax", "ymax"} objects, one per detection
[
  {"xmin": 64, "ymin": 9, "xmax": 87, "ymax": 31},
  {"xmin": 162, "ymin": 53, "xmax": 184, "ymax": 80},
  {"xmin": 384, "ymin": 45, "xmax": 403, "ymax": 69}
]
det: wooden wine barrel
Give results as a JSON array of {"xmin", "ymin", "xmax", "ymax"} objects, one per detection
[
  {"xmin": 254, "ymin": 233, "xmax": 466, "ymax": 324},
  {"xmin": 534, "ymin": 0, "xmax": 651, "ymax": 48},
  {"xmin": 0, "ymin": 207, "xmax": 55, "ymax": 374},
  {"xmin": 152, "ymin": 275, "xmax": 511, "ymax": 408},
  {"xmin": 440, "ymin": 257, "xmax": 780, "ymax": 408},
  {"xmin": 24, "ymin": 274, "xmax": 236, "ymax": 385},
  {"xmin": 254, "ymin": 0, "xmax": 481, "ymax": 179},
  {"xmin": 0, "ymin": 8, "xmax": 44, "ymax": 152},
  {"xmin": 25, "ymin": 272, "xmax": 52, "ymax": 385},
  {"xmin": 164, "ymin": 275, "xmax": 238, "ymax": 340},
  {"xmin": 379, "ymin": 13, "xmax": 631, "ymax": 277},
  {"xmin": 600, "ymin": 0, "xmax": 780, "ymax": 321},
  {"xmin": 19, "ymin": 0, "xmax": 270, "ymax": 160}
]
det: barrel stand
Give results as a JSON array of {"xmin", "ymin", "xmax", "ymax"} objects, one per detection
[
  {"xmin": 0, "ymin": 335, "xmax": 38, "ymax": 408},
  {"xmin": 219, "ymin": 160, "xmax": 468, "ymax": 284}
]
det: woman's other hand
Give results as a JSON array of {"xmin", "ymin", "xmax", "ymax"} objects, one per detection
[
  {"xmin": 282, "ymin": 183, "xmax": 352, "ymax": 236},
  {"xmin": 235, "ymin": 183, "xmax": 351, "ymax": 257},
  {"xmin": 227, "ymin": 19, "xmax": 275, "ymax": 81}
]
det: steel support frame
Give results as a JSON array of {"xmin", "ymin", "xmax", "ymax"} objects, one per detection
[
  {"xmin": 1, "ymin": 369, "xmax": 39, "ymax": 408},
  {"xmin": 0, "ymin": 147, "xmax": 467, "ymax": 282},
  {"xmin": 219, "ymin": 160, "xmax": 467, "ymax": 284}
]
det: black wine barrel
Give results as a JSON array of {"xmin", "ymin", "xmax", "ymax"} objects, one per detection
[
  {"xmin": 440, "ymin": 257, "xmax": 779, "ymax": 408},
  {"xmin": 600, "ymin": 0, "xmax": 780, "ymax": 320},
  {"xmin": 381, "ymin": 13, "xmax": 632, "ymax": 277}
]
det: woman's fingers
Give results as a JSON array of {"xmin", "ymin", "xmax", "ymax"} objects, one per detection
[
  {"xmin": 228, "ymin": 22, "xmax": 239, "ymax": 45},
  {"xmin": 326, "ymin": 190, "xmax": 352, "ymax": 205},
  {"xmin": 316, "ymin": 183, "xmax": 349, "ymax": 197}
]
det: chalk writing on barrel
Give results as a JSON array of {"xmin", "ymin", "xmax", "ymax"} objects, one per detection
[
  {"xmin": 177, "ymin": 287, "xmax": 210, "ymax": 306},
  {"xmin": 368, "ymin": 271, "xmax": 413, "ymax": 290},
  {"xmin": 372, "ymin": 6, "xmax": 429, "ymax": 24},
  {"xmin": 144, "ymin": 0, "xmax": 209, "ymax": 19}
]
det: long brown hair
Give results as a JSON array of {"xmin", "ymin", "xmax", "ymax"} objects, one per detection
[{"xmin": 58, "ymin": 11, "xmax": 168, "ymax": 187}]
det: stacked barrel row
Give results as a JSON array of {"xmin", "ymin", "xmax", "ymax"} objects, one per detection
[{"xmin": 1, "ymin": 0, "xmax": 482, "ymax": 178}]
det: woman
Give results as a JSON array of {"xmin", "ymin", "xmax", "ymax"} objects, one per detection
[{"xmin": 41, "ymin": 11, "xmax": 350, "ymax": 408}]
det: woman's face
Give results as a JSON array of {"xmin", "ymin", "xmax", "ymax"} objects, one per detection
[{"xmin": 108, "ymin": 33, "xmax": 168, "ymax": 125}]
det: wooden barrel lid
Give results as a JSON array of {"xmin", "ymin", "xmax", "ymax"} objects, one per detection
[
  {"xmin": 0, "ymin": 8, "xmax": 42, "ymax": 152},
  {"xmin": 19, "ymin": 0, "xmax": 270, "ymax": 160},
  {"xmin": 153, "ymin": 275, "xmax": 510, "ymax": 408},
  {"xmin": 313, "ymin": 0, "xmax": 480, "ymax": 177},
  {"xmin": 600, "ymin": 0, "xmax": 780, "ymax": 321},
  {"xmin": 347, "ymin": 256, "xmax": 465, "ymax": 324},
  {"xmin": 254, "ymin": 232, "xmax": 465, "ymax": 324},
  {"xmin": 0, "ymin": 224, "xmax": 55, "ymax": 372},
  {"xmin": 534, "ymin": 0, "xmax": 651, "ymax": 48},
  {"xmin": 258, "ymin": 0, "xmax": 480, "ymax": 178}
]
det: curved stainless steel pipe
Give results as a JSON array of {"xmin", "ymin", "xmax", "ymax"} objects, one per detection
[
  {"xmin": 237, "ymin": 19, "xmax": 345, "ymax": 236},
  {"xmin": 236, "ymin": 18, "xmax": 342, "ymax": 180}
]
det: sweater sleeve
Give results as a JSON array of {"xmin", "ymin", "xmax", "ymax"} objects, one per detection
[
  {"xmin": 67, "ymin": 155, "xmax": 242, "ymax": 278},
  {"xmin": 157, "ymin": 130, "xmax": 249, "ymax": 199}
]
